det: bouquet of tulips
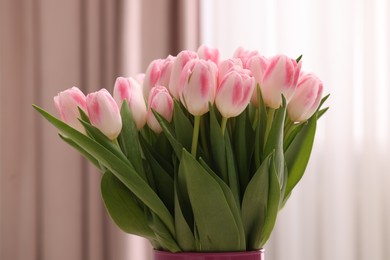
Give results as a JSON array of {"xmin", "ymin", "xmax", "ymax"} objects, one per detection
[{"xmin": 34, "ymin": 46, "xmax": 328, "ymax": 253}]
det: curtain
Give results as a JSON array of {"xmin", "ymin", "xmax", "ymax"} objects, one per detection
[
  {"xmin": 200, "ymin": 0, "xmax": 390, "ymax": 260},
  {"xmin": 0, "ymin": 1, "xmax": 199, "ymax": 260}
]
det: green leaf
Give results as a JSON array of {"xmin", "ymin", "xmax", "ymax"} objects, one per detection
[
  {"xmin": 101, "ymin": 171, "xmax": 155, "ymax": 239},
  {"xmin": 260, "ymin": 158, "xmax": 281, "ymax": 247},
  {"xmin": 224, "ymin": 132, "xmax": 240, "ymax": 207},
  {"xmin": 264, "ymin": 97, "xmax": 287, "ymax": 191},
  {"xmin": 318, "ymin": 107, "xmax": 329, "ymax": 119},
  {"xmin": 173, "ymin": 100, "xmax": 193, "ymax": 152},
  {"xmin": 254, "ymin": 85, "xmax": 268, "ymax": 169},
  {"xmin": 296, "ymin": 54, "xmax": 303, "ymax": 63},
  {"xmin": 284, "ymin": 113, "xmax": 317, "ymax": 202},
  {"xmin": 58, "ymin": 134, "xmax": 101, "ymax": 170},
  {"xmin": 209, "ymin": 105, "xmax": 228, "ymax": 182},
  {"xmin": 241, "ymin": 154, "xmax": 272, "ymax": 250},
  {"xmin": 148, "ymin": 211, "xmax": 181, "ymax": 252},
  {"xmin": 199, "ymin": 158, "xmax": 246, "ymax": 250},
  {"xmin": 174, "ymin": 178, "xmax": 196, "ymax": 251},
  {"xmin": 33, "ymin": 105, "xmax": 175, "ymax": 237},
  {"xmin": 152, "ymin": 109, "xmax": 183, "ymax": 159},
  {"xmin": 179, "ymin": 149, "xmax": 242, "ymax": 251},
  {"xmin": 118, "ymin": 101, "xmax": 146, "ymax": 180}
]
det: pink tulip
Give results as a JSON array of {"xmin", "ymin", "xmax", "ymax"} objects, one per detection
[
  {"xmin": 179, "ymin": 59, "xmax": 218, "ymax": 116},
  {"xmin": 246, "ymin": 55, "xmax": 269, "ymax": 106},
  {"xmin": 215, "ymin": 69, "xmax": 255, "ymax": 118},
  {"xmin": 218, "ymin": 58, "xmax": 243, "ymax": 85},
  {"xmin": 261, "ymin": 55, "xmax": 302, "ymax": 109},
  {"xmin": 135, "ymin": 73, "xmax": 145, "ymax": 85},
  {"xmin": 54, "ymin": 86, "xmax": 87, "ymax": 133},
  {"xmin": 233, "ymin": 47, "xmax": 259, "ymax": 68},
  {"xmin": 169, "ymin": 50, "xmax": 198, "ymax": 99},
  {"xmin": 143, "ymin": 55, "xmax": 175, "ymax": 100},
  {"xmin": 113, "ymin": 77, "xmax": 147, "ymax": 130},
  {"xmin": 197, "ymin": 45, "xmax": 220, "ymax": 65},
  {"xmin": 287, "ymin": 72, "xmax": 323, "ymax": 122},
  {"xmin": 86, "ymin": 89, "xmax": 122, "ymax": 140},
  {"xmin": 147, "ymin": 86, "xmax": 174, "ymax": 133}
]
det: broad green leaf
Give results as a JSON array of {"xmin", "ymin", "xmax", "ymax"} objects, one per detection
[
  {"xmin": 58, "ymin": 134, "xmax": 101, "ymax": 170},
  {"xmin": 148, "ymin": 211, "xmax": 181, "ymax": 252},
  {"xmin": 225, "ymin": 132, "xmax": 240, "ymax": 207},
  {"xmin": 179, "ymin": 149, "xmax": 241, "ymax": 251},
  {"xmin": 254, "ymin": 85, "xmax": 268, "ymax": 169},
  {"xmin": 101, "ymin": 171, "xmax": 155, "ymax": 239},
  {"xmin": 199, "ymin": 158, "xmax": 246, "ymax": 250},
  {"xmin": 118, "ymin": 101, "xmax": 146, "ymax": 180},
  {"xmin": 260, "ymin": 158, "xmax": 281, "ymax": 247},
  {"xmin": 284, "ymin": 113, "xmax": 317, "ymax": 202},
  {"xmin": 233, "ymin": 107, "xmax": 255, "ymax": 195},
  {"xmin": 33, "ymin": 105, "xmax": 175, "ymax": 236},
  {"xmin": 152, "ymin": 109, "xmax": 183, "ymax": 159},
  {"xmin": 241, "ymin": 154, "xmax": 272, "ymax": 250},
  {"xmin": 174, "ymin": 178, "xmax": 195, "ymax": 251},
  {"xmin": 283, "ymin": 123, "xmax": 304, "ymax": 151},
  {"xmin": 173, "ymin": 100, "xmax": 193, "ymax": 152},
  {"xmin": 264, "ymin": 97, "xmax": 286, "ymax": 191},
  {"xmin": 318, "ymin": 107, "xmax": 329, "ymax": 119},
  {"xmin": 209, "ymin": 105, "xmax": 228, "ymax": 182}
]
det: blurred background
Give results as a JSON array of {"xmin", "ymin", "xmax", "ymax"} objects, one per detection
[{"xmin": 1, "ymin": 0, "xmax": 389, "ymax": 260}]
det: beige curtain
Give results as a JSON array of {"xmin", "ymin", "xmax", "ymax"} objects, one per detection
[{"xmin": 0, "ymin": 1, "xmax": 199, "ymax": 260}]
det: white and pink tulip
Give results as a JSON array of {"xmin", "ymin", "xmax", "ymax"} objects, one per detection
[
  {"xmin": 246, "ymin": 55, "xmax": 269, "ymax": 106},
  {"xmin": 54, "ymin": 86, "xmax": 87, "ymax": 134},
  {"xmin": 86, "ymin": 89, "xmax": 122, "ymax": 140},
  {"xmin": 287, "ymin": 72, "xmax": 323, "ymax": 122},
  {"xmin": 147, "ymin": 86, "xmax": 174, "ymax": 133},
  {"xmin": 113, "ymin": 77, "xmax": 147, "ymax": 130},
  {"xmin": 197, "ymin": 45, "xmax": 220, "ymax": 65}
]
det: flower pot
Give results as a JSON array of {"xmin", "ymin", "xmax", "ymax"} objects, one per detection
[{"xmin": 154, "ymin": 249, "xmax": 265, "ymax": 260}]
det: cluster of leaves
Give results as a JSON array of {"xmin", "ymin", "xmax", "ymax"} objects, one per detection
[{"xmin": 33, "ymin": 88, "xmax": 328, "ymax": 252}]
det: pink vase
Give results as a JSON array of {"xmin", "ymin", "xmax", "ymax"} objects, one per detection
[{"xmin": 154, "ymin": 250, "xmax": 265, "ymax": 260}]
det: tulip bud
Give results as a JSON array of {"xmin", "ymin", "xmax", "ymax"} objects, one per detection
[
  {"xmin": 143, "ymin": 56, "xmax": 175, "ymax": 100},
  {"xmin": 169, "ymin": 50, "xmax": 198, "ymax": 99},
  {"xmin": 261, "ymin": 54, "xmax": 302, "ymax": 109},
  {"xmin": 179, "ymin": 59, "xmax": 218, "ymax": 116},
  {"xmin": 218, "ymin": 58, "xmax": 243, "ymax": 85},
  {"xmin": 246, "ymin": 55, "xmax": 269, "ymax": 106},
  {"xmin": 233, "ymin": 47, "xmax": 259, "ymax": 68},
  {"xmin": 113, "ymin": 77, "xmax": 147, "ymax": 130},
  {"xmin": 86, "ymin": 89, "xmax": 122, "ymax": 140},
  {"xmin": 135, "ymin": 73, "xmax": 145, "ymax": 85},
  {"xmin": 287, "ymin": 72, "xmax": 323, "ymax": 122},
  {"xmin": 197, "ymin": 45, "xmax": 220, "ymax": 65},
  {"xmin": 54, "ymin": 86, "xmax": 87, "ymax": 133},
  {"xmin": 216, "ymin": 69, "xmax": 255, "ymax": 118},
  {"xmin": 147, "ymin": 86, "xmax": 174, "ymax": 133}
]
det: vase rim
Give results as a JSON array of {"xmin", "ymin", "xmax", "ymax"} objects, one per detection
[{"xmin": 154, "ymin": 249, "xmax": 264, "ymax": 256}]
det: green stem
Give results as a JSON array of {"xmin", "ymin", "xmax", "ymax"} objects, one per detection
[
  {"xmin": 200, "ymin": 117, "xmax": 209, "ymax": 159},
  {"xmin": 191, "ymin": 115, "xmax": 201, "ymax": 157},
  {"xmin": 113, "ymin": 138, "xmax": 120, "ymax": 148},
  {"xmin": 264, "ymin": 108, "xmax": 275, "ymax": 147},
  {"xmin": 284, "ymin": 118, "xmax": 294, "ymax": 137},
  {"xmin": 252, "ymin": 108, "xmax": 259, "ymax": 129},
  {"xmin": 221, "ymin": 117, "xmax": 228, "ymax": 136}
]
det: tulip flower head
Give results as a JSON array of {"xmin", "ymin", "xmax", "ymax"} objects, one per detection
[
  {"xmin": 246, "ymin": 55, "xmax": 269, "ymax": 106},
  {"xmin": 113, "ymin": 77, "xmax": 147, "ymax": 130},
  {"xmin": 233, "ymin": 47, "xmax": 259, "ymax": 68},
  {"xmin": 169, "ymin": 50, "xmax": 198, "ymax": 99},
  {"xmin": 86, "ymin": 89, "xmax": 122, "ymax": 140},
  {"xmin": 54, "ymin": 86, "xmax": 87, "ymax": 133},
  {"xmin": 179, "ymin": 59, "xmax": 218, "ymax": 116},
  {"xmin": 143, "ymin": 56, "xmax": 175, "ymax": 100},
  {"xmin": 287, "ymin": 72, "xmax": 323, "ymax": 122},
  {"xmin": 147, "ymin": 86, "xmax": 174, "ymax": 133},
  {"xmin": 197, "ymin": 45, "xmax": 220, "ymax": 65},
  {"xmin": 216, "ymin": 69, "xmax": 255, "ymax": 118},
  {"xmin": 261, "ymin": 54, "xmax": 302, "ymax": 109},
  {"xmin": 218, "ymin": 58, "xmax": 243, "ymax": 85}
]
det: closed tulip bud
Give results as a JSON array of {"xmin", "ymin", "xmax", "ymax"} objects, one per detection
[
  {"xmin": 179, "ymin": 59, "xmax": 218, "ymax": 116},
  {"xmin": 261, "ymin": 54, "xmax": 302, "ymax": 109},
  {"xmin": 218, "ymin": 58, "xmax": 243, "ymax": 85},
  {"xmin": 86, "ymin": 89, "xmax": 122, "ymax": 140},
  {"xmin": 147, "ymin": 86, "xmax": 174, "ymax": 133},
  {"xmin": 246, "ymin": 55, "xmax": 269, "ymax": 106},
  {"xmin": 216, "ymin": 69, "xmax": 255, "ymax": 118},
  {"xmin": 54, "ymin": 86, "xmax": 87, "ymax": 133},
  {"xmin": 143, "ymin": 56, "xmax": 175, "ymax": 100},
  {"xmin": 169, "ymin": 50, "xmax": 198, "ymax": 99},
  {"xmin": 197, "ymin": 45, "xmax": 220, "ymax": 65},
  {"xmin": 287, "ymin": 72, "xmax": 323, "ymax": 122},
  {"xmin": 233, "ymin": 47, "xmax": 259, "ymax": 68},
  {"xmin": 113, "ymin": 77, "xmax": 147, "ymax": 130}
]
